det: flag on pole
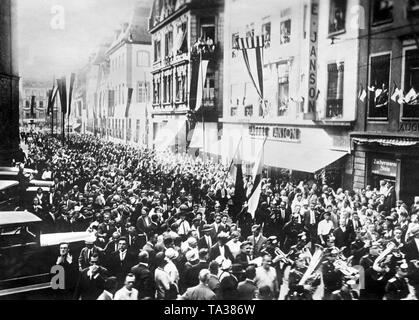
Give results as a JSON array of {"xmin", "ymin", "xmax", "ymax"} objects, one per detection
[
  {"xmin": 125, "ymin": 88, "xmax": 134, "ymax": 118},
  {"xmin": 359, "ymin": 89, "xmax": 367, "ymax": 102},
  {"xmin": 57, "ymin": 77, "xmax": 67, "ymax": 115},
  {"xmin": 30, "ymin": 96, "xmax": 36, "ymax": 117},
  {"xmin": 68, "ymin": 73, "xmax": 76, "ymax": 116},
  {"xmin": 236, "ymin": 35, "xmax": 265, "ymax": 101},
  {"xmin": 247, "ymin": 145, "xmax": 264, "ymax": 218},
  {"xmin": 232, "ymin": 138, "xmax": 246, "ymax": 208},
  {"xmin": 47, "ymin": 85, "xmax": 59, "ymax": 115},
  {"xmin": 194, "ymin": 59, "xmax": 209, "ymax": 112},
  {"xmin": 247, "ymin": 143, "xmax": 264, "ymax": 200}
]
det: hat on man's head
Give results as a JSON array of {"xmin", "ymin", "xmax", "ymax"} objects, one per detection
[
  {"xmin": 251, "ymin": 224, "xmax": 261, "ymax": 232},
  {"xmin": 185, "ymin": 250, "xmax": 199, "ymax": 262},
  {"xmin": 410, "ymin": 225, "xmax": 419, "ymax": 237},
  {"xmin": 165, "ymin": 248, "xmax": 179, "ymax": 260}
]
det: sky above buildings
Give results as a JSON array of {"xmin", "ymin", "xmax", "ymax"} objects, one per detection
[{"xmin": 17, "ymin": 0, "xmax": 142, "ymax": 81}]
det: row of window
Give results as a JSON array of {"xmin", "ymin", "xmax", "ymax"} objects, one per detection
[
  {"xmin": 106, "ymin": 118, "xmax": 141, "ymax": 143},
  {"xmin": 230, "ymin": 61, "xmax": 345, "ymax": 120},
  {"xmin": 110, "ymin": 51, "xmax": 151, "ymax": 71},
  {"xmin": 24, "ymin": 100, "xmax": 46, "ymax": 109},
  {"xmin": 152, "ymin": 71, "xmax": 215, "ymax": 107},
  {"xmin": 153, "ymin": 19, "xmax": 214, "ymax": 63},
  {"xmin": 231, "ymin": 0, "xmax": 419, "ymax": 58}
]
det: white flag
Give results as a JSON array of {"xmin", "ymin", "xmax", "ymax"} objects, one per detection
[
  {"xmin": 247, "ymin": 181, "xmax": 262, "ymax": 219},
  {"xmin": 195, "ymin": 60, "xmax": 209, "ymax": 112},
  {"xmin": 405, "ymin": 88, "xmax": 417, "ymax": 104},
  {"xmin": 391, "ymin": 88, "xmax": 400, "ymax": 102},
  {"xmin": 359, "ymin": 89, "xmax": 367, "ymax": 102}
]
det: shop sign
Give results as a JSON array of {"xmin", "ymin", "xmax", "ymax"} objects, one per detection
[
  {"xmin": 249, "ymin": 125, "xmax": 301, "ymax": 143},
  {"xmin": 398, "ymin": 122, "xmax": 419, "ymax": 133},
  {"xmin": 371, "ymin": 158, "xmax": 397, "ymax": 178},
  {"xmin": 307, "ymin": 0, "xmax": 319, "ymax": 115}
]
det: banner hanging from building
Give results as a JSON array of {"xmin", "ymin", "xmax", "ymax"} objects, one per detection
[
  {"xmin": 125, "ymin": 88, "xmax": 134, "ymax": 118},
  {"xmin": 68, "ymin": 73, "xmax": 76, "ymax": 117},
  {"xmin": 236, "ymin": 35, "xmax": 265, "ymax": 101}
]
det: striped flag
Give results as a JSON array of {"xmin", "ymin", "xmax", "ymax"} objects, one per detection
[
  {"xmin": 47, "ymin": 85, "xmax": 59, "ymax": 115},
  {"xmin": 236, "ymin": 35, "xmax": 265, "ymax": 101},
  {"xmin": 195, "ymin": 59, "xmax": 209, "ymax": 112},
  {"xmin": 247, "ymin": 145, "xmax": 265, "ymax": 219}
]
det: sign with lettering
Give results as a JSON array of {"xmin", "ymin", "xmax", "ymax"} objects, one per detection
[
  {"xmin": 249, "ymin": 125, "xmax": 301, "ymax": 143},
  {"xmin": 371, "ymin": 158, "xmax": 397, "ymax": 178},
  {"xmin": 398, "ymin": 122, "xmax": 419, "ymax": 132},
  {"xmin": 307, "ymin": 0, "xmax": 319, "ymax": 117}
]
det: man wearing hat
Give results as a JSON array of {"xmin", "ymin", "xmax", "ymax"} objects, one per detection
[
  {"xmin": 384, "ymin": 262, "xmax": 410, "ymax": 300},
  {"xmin": 198, "ymin": 224, "xmax": 215, "ymax": 250},
  {"xmin": 330, "ymin": 279, "xmax": 359, "ymax": 300},
  {"xmin": 401, "ymin": 225, "xmax": 419, "ymax": 262},
  {"xmin": 209, "ymin": 232, "xmax": 235, "ymax": 262},
  {"xmin": 235, "ymin": 241, "xmax": 253, "ymax": 269},
  {"xmin": 177, "ymin": 205, "xmax": 191, "ymax": 241},
  {"xmin": 183, "ymin": 249, "xmax": 209, "ymax": 289},
  {"xmin": 247, "ymin": 225, "xmax": 267, "ymax": 258}
]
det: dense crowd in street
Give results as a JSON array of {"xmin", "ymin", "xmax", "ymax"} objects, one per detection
[{"xmin": 17, "ymin": 132, "xmax": 419, "ymax": 300}]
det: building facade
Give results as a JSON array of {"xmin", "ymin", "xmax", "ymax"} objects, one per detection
[
  {"xmin": 221, "ymin": 0, "xmax": 361, "ymax": 188},
  {"xmin": 80, "ymin": 0, "xmax": 152, "ymax": 147},
  {"xmin": 352, "ymin": 0, "xmax": 419, "ymax": 204},
  {"xmin": 0, "ymin": 0, "xmax": 20, "ymax": 165},
  {"xmin": 149, "ymin": 0, "xmax": 224, "ymax": 153}
]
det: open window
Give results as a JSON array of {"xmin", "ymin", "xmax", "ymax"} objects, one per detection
[
  {"xmin": 368, "ymin": 54, "xmax": 390, "ymax": 120},
  {"xmin": 372, "ymin": 0, "xmax": 393, "ymax": 26},
  {"xmin": 329, "ymin": 0, "xmax": 347, "ymax": 35}
]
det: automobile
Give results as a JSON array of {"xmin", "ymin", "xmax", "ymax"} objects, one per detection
[
  {"xmin": 0, "ymin": 181, "xmax": 20, "ymax": 211},
  {"xmin": 0, "ymin": 167, "xmax": 37, "ymax": 181},
  {"xmin": 0, "ymin": 211, "xmax": 95, "ymax": 298},
  {"xmin": 29, "ymin": 180, "xmax": 54, "ymax": 188}
]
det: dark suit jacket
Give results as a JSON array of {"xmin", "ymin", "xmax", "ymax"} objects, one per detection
[
  {"xmin": 237, "ymin": 279, "xmax": 258, "ymax": 300},
  {"xmin": 74, "ymin": 267, "xmax": 107, "ymax": 300},
  {"xmin": 198, "ymin": 236, "xmax": 213, "ymax": 250},
  {"xmin": 107, "ymin": 251, "xmax": 137, "ymax": 285},
  {"xmin": 209, "ymin": 243, "xmax": 234, "ymax": 262},
  {"xmin": 131, "ymin": 263, "xmax": 155, "ymax": 299},
  {"xmin": 183, "ymin": 261, "xmax": 209, "ymax": 289},
  {"xmin": 303, "ymin": 210, "xmax": 319, "ymax": 228},
  {"xmin": 401, "ymin": 240, "xmax": 419, "ymax": 262},
  {"xmin": 235, "ymin": 252, "xmax": 252, "ymax": 269},
  {"xmin": 78, "ymin": 246, "xmax": 103, "ymax": 270},
  {"xmin": 247, "ymin": 235, "xmax": 267, "ymax": 258},
  {"xmin": 333, "ymin": 227, "xmax": 351, "ymax": 249},
  {"xmin": 136, "ymin": 216, "xmax": 154, "ymax": 235}
]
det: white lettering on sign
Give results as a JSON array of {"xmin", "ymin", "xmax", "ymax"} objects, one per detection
[{"xmin": 307, "ymin": 0, "xmax": 319, "ymax": 115}]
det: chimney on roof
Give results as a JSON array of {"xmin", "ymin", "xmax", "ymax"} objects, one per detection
[
  {"xmin": 122, "ymin": 23, "xmax": 129, "ymax": 32},
  {"xmin": 114, "ymin": 29, "xmax": 121, "ymax": 40}
]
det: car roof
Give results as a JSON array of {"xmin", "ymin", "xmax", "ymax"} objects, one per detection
[
  {"xmin": 0, "ymin": 180, "xmax": 19, "ymax": 191},
  {"xmin": 0, "ymin": 167, "xmax": 37, "ymax": 174},
  {"xmin": 29, "ymin": 180, "xmax": 54, "ymax": 187},
  {"xmin": 0, "ymin": 211, "xmax": 42, "ymax": 227}
]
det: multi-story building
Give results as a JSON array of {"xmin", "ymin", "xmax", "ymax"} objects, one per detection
[
  {"xmin": 148, "ymin": 0, "xmax": 224, "ymax": 153},
  {"xmin": 20, "ymin": 78, "xmax": 62, "ymax": 132},
  {"xmin": 351, "ymin": 0, "xmax": 419, "ymax": 204},
  {"xmin": 220, "ymin": 0, "xmax": 360, "ymax": 188},
  {"xmin": 106, "ymin": 0, "xmax": 153, "ymax": 146}
]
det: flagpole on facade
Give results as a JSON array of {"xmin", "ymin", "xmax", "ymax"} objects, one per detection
[
  {"xmin": 51, "ymin": 75, "xmax": 55, "ymax": 137},
  {"xmin": 199, "ymin": 50, "xmax": 206, "ymax": 163}
]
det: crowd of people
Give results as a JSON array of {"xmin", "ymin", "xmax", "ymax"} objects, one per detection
[{"xmin": 18, "ymin": 132, "xmax": 419, "ymax": 300}]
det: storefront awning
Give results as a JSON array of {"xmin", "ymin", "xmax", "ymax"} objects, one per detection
[
  {"xmin": 264, "ymin": 142, "xmax": 348, "ymax": 173},
  {"xmin": 207, "ymin": 133, "xmax": 264, "ymax": 163},
  {"xmin": 353, "ymin": 137, "xmax": 419, "ymax": 147},
  {"xmin": 154, "ymin": 117, "xmax": 186, "ymax": 151},
  {"xmin": 189, "ymin": 123, "xmax": 219, "ymax": 149}
]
